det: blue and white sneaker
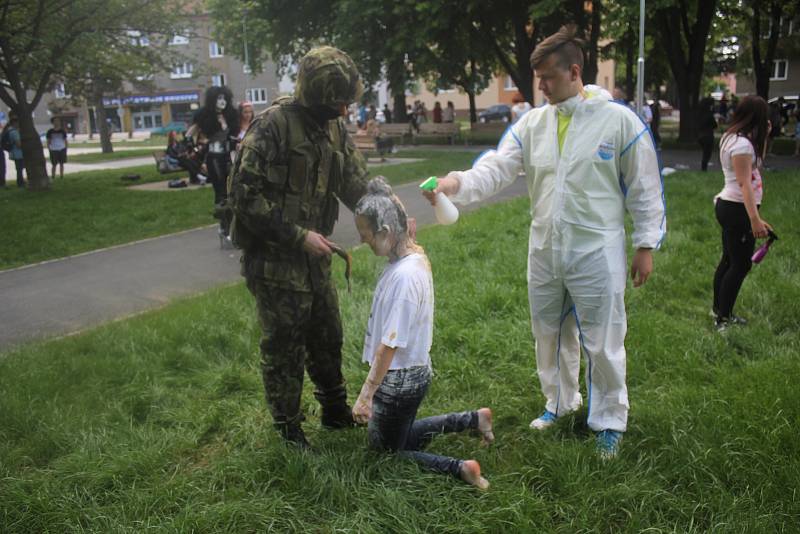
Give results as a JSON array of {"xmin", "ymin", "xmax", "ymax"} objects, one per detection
[
  {"xmin": 596, "ymin": 429, "xmax": 623, "ymax": 459},
  {"xmin": 529, "ymin": 410, "xmax": 558, "ymax": 430}
]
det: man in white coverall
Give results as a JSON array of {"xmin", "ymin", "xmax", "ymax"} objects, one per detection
[{"xmin": 423, "ymin": 26, "xmax": 665, "ymax": 458}]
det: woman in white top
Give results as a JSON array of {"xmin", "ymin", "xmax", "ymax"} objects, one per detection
[
  {"xmin": 352, "ymin": 177, "xmax": 494, "ymax": 489},
  {"xmin": 712, "ymin": 95, "xmax": 772, "ymax": 332}
]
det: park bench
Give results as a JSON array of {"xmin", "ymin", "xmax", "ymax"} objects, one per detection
[
  {"xmin": 346, "ymin": 122, "xmax": 412, "ymax": 144},
  {"xmin": 352, "ymin": 134, "xmax": 377, "ymax": 152},
  {"xmin": 414, "ymin": 122, "xmax": 461, "ymax": 144}
]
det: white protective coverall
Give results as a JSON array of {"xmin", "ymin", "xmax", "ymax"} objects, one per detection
[{"xmin": 450, "ymin": 86, "xmax": 665, "ymax": 432}]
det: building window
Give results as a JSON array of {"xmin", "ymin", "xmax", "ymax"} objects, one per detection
[
  {"xmin": 246, "ymin": 88, "xmax": 268, "ymax": 104},
  {"xmin": 170, "ymin": 62, "xmax": 194, "ymax": 79},
  {"xmin": 504, "ymin": 75, "xmax": 517, "ymax": 91},
  {"xmin": 127, "ymin": 30, "xmax": 149, "ymax": 47},
  {"xmin": 211, "ymin": 74, "xmax": 226, "ymax": 87},
  {"xmin": 209, "ymin": 41, "xmax": 224, "ymax": 58},
  {"xmin": 771, "ymin": 59, "xmax": 788, "ymax": 81},
  {"xmin": 54, "ymin": 82, "xmax": 69, "ymax": 98},
  {"xmin": 169, "ymin": 34, "xmax": 189, "ymax": 45}
]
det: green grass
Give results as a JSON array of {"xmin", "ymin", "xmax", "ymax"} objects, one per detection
[
  {"xmin": 68, "ymin": 148, "xmax": 159, "ymax": 164},
  {"xmin": 2, "ymin": 169, "xmax": 799, "ymax": 531},
  {"xmin": 0, "ymin": 150, "xmax": 477, "ymax": 271}
]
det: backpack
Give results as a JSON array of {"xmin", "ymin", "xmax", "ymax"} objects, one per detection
[{"xmin": 1, "ymin": 129, "xmax": 12, "ymax": 152}]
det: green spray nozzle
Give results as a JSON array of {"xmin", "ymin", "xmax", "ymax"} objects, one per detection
[{"xmin": 419, "ymin": 176, "xmax": 438, "ymax": 191}]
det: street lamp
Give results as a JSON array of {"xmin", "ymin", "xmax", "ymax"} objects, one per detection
[{"xmin": 635, "ymin": 0, "xmax": 645, "ymax": 116}]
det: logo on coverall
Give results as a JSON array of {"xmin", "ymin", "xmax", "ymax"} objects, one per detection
[{"xmin": 597, "ymin": 141, "xmax": 615, "ymax": 160}]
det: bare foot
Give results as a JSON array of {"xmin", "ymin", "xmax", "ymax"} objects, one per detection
[
  {"xmin": 460, "ymin": 460, "xmax": 489, "ymax": 490},
  {"xmin": 477, "ymin": 407, "xmax": 494, "ymax": 445}
]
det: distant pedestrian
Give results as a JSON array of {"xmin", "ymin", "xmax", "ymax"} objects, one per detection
[
  {"xmin": 697, "ymin": 97, "xmax": 717, "ymax": 171},
  {"xmin": 712, "ymin": 95, "xmax": 772, "ymax": 332},
  {"xmin": 650, "ymin": 100, "xmax": 661, "ymax": 148},
  {"xmin": 443, "ymin": 101, "xmax": 455, "ymax": 123},
  {"xmin": 187, "ymin": 86, "xmax": 240, "ymax": 242},
  {"xmin": 432, "ymin": 101, "xmax": 442, "ymax": 123},
  {"xmin": 407, "ymin": 104, "xmax": 419, "ymax": 134},
  {"xmin": 46, "ymin": 117, "xmax": 68, "ymax": 180},
  {"xmin": 382, "ymin": 104, "xmax": 392, "ymax": 124},
  {"xmin": 767, "ymin": 102, "xmax": 781, "ymax": 155},
  {"xmin": 237, "ymin": 100, "xmax": 254, "ymax": 142},
  {"xmin": 2, "ymin": 114, "xmax": 24, "ymax": 188}
]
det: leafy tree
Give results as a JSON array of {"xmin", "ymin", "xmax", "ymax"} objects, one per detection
[
  {"xmin": 413, "ymin": 1, "xmax": 498, "ymax": 123},
  {"xmin": 651, "ymin": 0, "xmax": 718, "ymax": 142},
  {"xmin": 0, "ymin": 0, "xmax": 188, "ymax": 190},
  {"xmin": 60, "ymin": 18, "xmax": 186, "ymax": 154},
  {"xmin": 745, "ymin": 0, "xmax": 799, "ymax": 99}
]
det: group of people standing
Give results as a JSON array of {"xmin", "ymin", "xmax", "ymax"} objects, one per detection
[{"xmin": 225, "ymin": 25, "xmax": 673, "ymax": 492}]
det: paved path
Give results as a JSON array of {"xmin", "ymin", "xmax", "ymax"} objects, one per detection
[{"xmin": 0, "ymin": 178, "xmax": 527, "ymax": 351}]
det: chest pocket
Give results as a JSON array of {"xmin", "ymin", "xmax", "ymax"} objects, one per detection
[{"xmin": 288, "ymin": 141, "xmax": 316, "ymax": 193}]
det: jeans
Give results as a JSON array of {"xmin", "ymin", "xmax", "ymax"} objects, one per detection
[
  {"xmin": 368, "ymin": 365, "xmax": 478, "ymax": 478},
  {"xmin": 13, "ymin": 159, "xmax": 24, "ymax": 187},
  {"xmin": 713, "ymin": 199, "xmax": 756, "ymax": 318}
]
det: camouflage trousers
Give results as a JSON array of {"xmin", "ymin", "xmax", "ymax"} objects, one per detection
[{"xmin": 245, "ymin": 270, "xmax": 348, "ymax": 430}]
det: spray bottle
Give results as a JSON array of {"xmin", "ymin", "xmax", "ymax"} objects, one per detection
[
  {"xmin": 419, "ymin": 176, "xmax": 459, "ymax": 225},
  {"xmin": 751, "ymin": 229, "xmax": 778, "ymax": 264}
]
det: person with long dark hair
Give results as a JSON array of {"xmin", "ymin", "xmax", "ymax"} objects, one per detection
[
  {"xmin": 188, "ymin": 86, "xmax": 240, "ymax": 241},
  {"xmin": 712, "ymin": 95, "xmax": 772, "ymax": 332}
]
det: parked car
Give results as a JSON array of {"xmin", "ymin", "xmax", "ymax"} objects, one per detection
[
  {"xmin": 151, "ymin": 121, "xmax": 187, "ymax": 135},
  {"xmin": 478, "ymin": 104, "xmax": 512, "ymax": 123}
]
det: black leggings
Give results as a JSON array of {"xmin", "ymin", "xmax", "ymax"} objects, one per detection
[
  {"xmin": 206, "ymin": 152, "xmax": 232, "ymax": 234},
  {"xmin": 699, "ymin": 136, "xmax": 714, "ymax": 171},
  {"xmin": 713, "ymin": 199, "xmax": 756, "ymax": 318}
]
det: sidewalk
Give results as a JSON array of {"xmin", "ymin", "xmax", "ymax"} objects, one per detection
[{"xmin": 0, "ymin": 178, "xmax": 528, "ymax": 351}]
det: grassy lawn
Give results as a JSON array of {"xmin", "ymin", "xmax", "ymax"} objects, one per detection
[
  {"xmin": 69, "ymin": 148, "xmax": 160, "ymax": 164},
  {"xmin": 1, "ymin": 169, "xmax": 798, "ymax": 531},
  {"xmin": 0, "ymin": 150, "xmax": 477, "ymax": 271}
]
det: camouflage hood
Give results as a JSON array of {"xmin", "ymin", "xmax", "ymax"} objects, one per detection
[{"xmin": 294, "ymin": 46, "xmax": 363, "ymax": 108}]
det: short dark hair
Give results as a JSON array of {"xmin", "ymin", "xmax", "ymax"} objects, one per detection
[{"xmin": 530, "ymin": 25, "xmax": 585, "ymax": 71}]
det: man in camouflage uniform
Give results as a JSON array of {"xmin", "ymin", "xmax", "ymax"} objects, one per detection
[{"xmin": 228, "ymin": 47, "xmax": 370, "ymax": 447}]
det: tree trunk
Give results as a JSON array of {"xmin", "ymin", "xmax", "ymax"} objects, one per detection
[
  {"xmin": 467, "ymin": 90, "xmax": 477, "ymax": 124},
  {"xmin": 625, "ymin": 30, "xmax": 635, "ymax": 101},
  {"xmin": 93, "ymin": 90, "xmax": 113, "ymax": 154},
  {"xmin": 511, "ymin": 7, "xmax": 535, "ymax": 104},
  {"xmin": 751, "ymin": 0, "xmax": 783, "ymax": 100},
  {"xmin": 656, "ymin": 1, "xmax": 716, "ymax": 143},
  {"xmin": 16, "ymin": 101, "xmax": 50, "ymax": 190},
  {"xmin": 387, "ymin": 55, "xmax": 407, "ymax": 123},
  {"xmin": 583, "ymin": 0, "xmax": 602, "ymax": 84}
]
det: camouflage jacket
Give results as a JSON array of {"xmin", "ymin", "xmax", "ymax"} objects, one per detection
[{"xmin": 229, "ymin": 98, "xmax": 369, "ymax": 292}]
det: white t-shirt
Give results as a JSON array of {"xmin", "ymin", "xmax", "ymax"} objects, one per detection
[
  {"xmin": 717, "ymin": 133, "xmax": 763, "ymax": 205},
  {"xmin": 362, "ymin": 253, "xmax": 433, "ymax": 370}
]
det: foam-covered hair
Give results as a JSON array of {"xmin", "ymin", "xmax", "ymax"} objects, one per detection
[{"xmin": 355, "ymin": 177, "xmax": 408, "ymax": 237}]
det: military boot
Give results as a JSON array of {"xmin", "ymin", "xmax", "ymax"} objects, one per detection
[
  {"xmin": 275, "ymin": 420, "xmax": 311, "ymax": 450},
  {"xmin": 320, "ymin": 402, "xmax": 356, "ymax": 429}
]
